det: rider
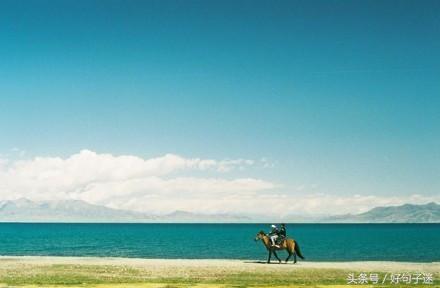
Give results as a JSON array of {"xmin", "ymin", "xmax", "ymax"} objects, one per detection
[
  {"xmin": 269, "ymin": 224, "xmax": 280, "ymax": 248},
  {"xmin": 279, "ymin": 223, "xmax": 287, "ymax": 239}
]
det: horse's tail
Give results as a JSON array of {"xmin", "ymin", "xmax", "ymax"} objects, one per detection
[{"xmin": 294, "ymin": 240, "xmax": 305, "ymax": 259}]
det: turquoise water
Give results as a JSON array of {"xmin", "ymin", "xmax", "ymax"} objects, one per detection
[{"xmin": 0, "ymin": 223, "xmax": 438, "ymax": 262}]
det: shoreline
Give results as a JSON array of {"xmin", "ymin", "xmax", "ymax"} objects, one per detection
[{"xmin": 1, "ymin": 256, "xmax": 438, "ymax": 272}]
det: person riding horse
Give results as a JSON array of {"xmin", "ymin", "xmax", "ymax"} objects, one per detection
[
  {"xmin": 255, "ymin": 226, "xmax": 305, "ymax": 264},
  {"xmin": 269, "ymin": 224, "xmax": 287, "ymax": 248},
  {"xmin": 279, "ymin": 223, "xmax": 287, "ymax": 238},
  {"xmin": 269, "ymin": 224, "xmax": 280, "ymax": 247}
]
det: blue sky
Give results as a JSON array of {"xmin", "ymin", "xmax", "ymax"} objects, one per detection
[{"xmin": 0, "ymin": 1, "xmax": 439, "ymax": 214}]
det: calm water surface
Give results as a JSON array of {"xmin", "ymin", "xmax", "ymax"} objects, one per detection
[{"xmin": 0, "ymin": 223, "xmax": 438, "ymax": 262}]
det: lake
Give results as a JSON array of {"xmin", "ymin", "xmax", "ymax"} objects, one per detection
[{"xmin": 0, "ymin": 223, "xmax": 438, "ymax": 262}]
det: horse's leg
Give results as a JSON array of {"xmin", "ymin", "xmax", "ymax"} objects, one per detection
[
  {"xmin": 293, "ymin": 252, "xmax": 297, "ymax": 264},
  {"xmin": 285, "ymin": 242, "xmax": 293, "ymax": 263},
  {"xmin": 267, "ymin": 250, "xmax": 272, "ymax": 263},
  {"xmin": 273, "ymin": 251, "xmax": 281, "ymax": 263},
  {"xmin": 285, "ymin": 252, "xmax": 292, "ymax": 263}
]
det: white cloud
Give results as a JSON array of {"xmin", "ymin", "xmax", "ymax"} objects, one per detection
[
  {"xmin": 109, "ymin": 192, "xmax": 440, "ymax": 216},
  {"xmin": 79, "ymin": 177, "xmax": 277, "ymax": 213},
  {"xmin": 0, "ymin": 150, "xmax": 438, "ymax": 216},
  {"xmin": 262, "ymin": 193, "xmax": 440, "ymax": 216},
  {"xmin": 0, "ymin": 150, "xmax": 276, "ymax": 213}
]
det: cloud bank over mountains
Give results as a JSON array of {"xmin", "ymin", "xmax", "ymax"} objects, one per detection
[
  {"xmin": 0, "ymin": 150, "xmax": 275, "ymax": 214},
  {"xmin": 0, "ymin": 150, "xmax": 438, "ymax": 215}
]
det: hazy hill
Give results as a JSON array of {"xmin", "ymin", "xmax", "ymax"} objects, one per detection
[
  {"xmin": 323, "ymin": 202, "xmax": 440, "ymax": 223},
  {"xmin": 0, "ymin": 198, "xmax": 249, "ymax": 223},
  {"xmin": 161, "ymin": 210, "xmax": 250, "ymax": 222},
  {"xmin": 0, "ymin": 199, "xmax": 438, "ymax": 223},
  {"xmin": 0, "ymin": 198, "xmax": 155, "ymax": 222}
]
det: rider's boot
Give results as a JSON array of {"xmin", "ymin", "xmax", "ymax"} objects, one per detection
[{"xmin": 271, "ymin": 240, "xmax": 280, "ymax": 248}]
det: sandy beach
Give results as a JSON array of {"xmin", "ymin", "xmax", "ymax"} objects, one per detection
[
  {"xmin": 0, "ymin": 256, "xmax": 438, "ymax": 287},
  {"xmin": 1, "ymin": 256, "xmax": 439, "ymax": 272}
]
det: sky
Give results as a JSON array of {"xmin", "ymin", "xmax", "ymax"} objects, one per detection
[{"xmin": 0, "ymin": 0, "xmax": 439, "ymax": 216}]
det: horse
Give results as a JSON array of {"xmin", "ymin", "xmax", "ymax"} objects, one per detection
[{"xmin": 254, "ymin": 230, "xmax": 305, "ymax": 264}]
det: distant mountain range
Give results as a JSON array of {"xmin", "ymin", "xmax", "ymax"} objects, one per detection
[
  {"xmin": 322, "ymin": 202, "xmax": 440, "ymax": 223},
  {"xmin": 0, "ymin": 198, "xmax": 249, "ymax": 223},
  {"xmin": 0, "ymin": 198, "xmax": 152, "ymax": 222},
  {"xmin": 0, "ymin": 198, "xmax": 438, "ymax": 223}
]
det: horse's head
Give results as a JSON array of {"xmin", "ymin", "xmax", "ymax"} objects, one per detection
[{"xmin": 254, "ymin": 230, "xmax": 266, "ymax": 242}]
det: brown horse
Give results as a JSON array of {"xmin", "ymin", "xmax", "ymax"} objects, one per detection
[{"xmin": 255, "ymin": 231, "xmax": 305, "ymax": 264}]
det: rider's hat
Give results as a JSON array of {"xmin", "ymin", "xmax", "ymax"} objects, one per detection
[{"xmin": 271, "ymin": 224, "xmax": 276, "ymax": 228}]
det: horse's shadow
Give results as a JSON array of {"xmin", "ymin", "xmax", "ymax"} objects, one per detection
[
  {"xmin": 243, "ymin": 260, "xmax": 266, "ymax": 264},
  {"xmin": 243, "ymin": 260, "xmax": 293, "ymax": 265}
]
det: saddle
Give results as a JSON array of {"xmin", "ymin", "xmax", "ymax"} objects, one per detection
[{"xmin": 275, "ymin": 236, "xmax": 286, "ymax": 245}]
